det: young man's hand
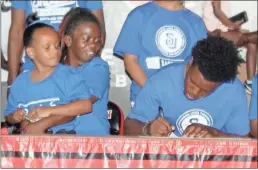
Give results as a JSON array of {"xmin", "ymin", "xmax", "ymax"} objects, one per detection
[
  {"xmin": 147, "ymin": 117, "xmax": 175, "ymax": 137},
  {"xmin": 183, "ymin": 123, "xmax": 218, "ymax": 138}
]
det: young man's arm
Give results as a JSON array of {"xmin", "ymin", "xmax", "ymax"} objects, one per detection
[
  {"xmin": 124, "ymin": 78, "xmax": 174, "ymax": 136},
  {"xmin": 7, "ymin": 8, "xmax": 25, "ymax": 86}
]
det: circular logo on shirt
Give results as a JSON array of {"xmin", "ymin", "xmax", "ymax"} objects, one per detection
[
  {"xmin": 176, "ymin": 109, "xmax": 213, "ymax": 135},
  {"xmin": 155, "ymin": 25, "xmax": 186, "ymax": 58}
]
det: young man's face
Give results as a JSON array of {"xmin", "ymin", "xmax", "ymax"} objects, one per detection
[
  {"xmin": 28, "ymin": 27, "xmax": 61, "ymax": 67},
  {"xmin": 69, "ymin": 22, "xmax": 102, "ymax": 64},
  {"xmin": 184, "ymin": 64, "xmax": 221, "ymax": 100}
]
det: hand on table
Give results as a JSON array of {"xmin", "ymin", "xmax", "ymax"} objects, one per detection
[
  {"xmin": 183, "ymin": 123, "xmax": 218, "ymax": 138},
  {"xmin": 147, "ymin": 117, "xmax": 175, "ymax": 137}
]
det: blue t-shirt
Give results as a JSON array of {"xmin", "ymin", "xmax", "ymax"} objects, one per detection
[
  {"xmin": 74, "ymin": 57, "xmax": 110, "ymax": 136},
  {"xmin": 128, "ymin": 64, "xmax": 250, "ymax": 137},
  {"xmin": 4, "ymin": 64, "xmax": 91, "ymax": 133},
  {"xmin": 12, "ymin": 0, "xmax": 103, "ymax": 71},
  {"xmin": 249, "ymin": 75, "xmax": 257, "ymax": 120},
  {"xmin": 114, "ymin": 2, "xmax": 207, "ymax": 101}
]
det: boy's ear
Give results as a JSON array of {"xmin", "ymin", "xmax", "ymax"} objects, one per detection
[
  {"xmin": 63, "ymin": 35, "xmax": 72, "ymax": 47},
  {"xmin": 26, "ymin": 47, "xmax": 35, "ymax": 60}
]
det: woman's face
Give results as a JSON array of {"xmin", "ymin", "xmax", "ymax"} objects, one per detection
[{"xmin": 66, "ymin": 22, "xmax": 102, "ymax": 64}]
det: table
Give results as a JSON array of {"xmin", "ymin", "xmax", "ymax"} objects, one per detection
[{"xmin": 1, "ymin": 135, "xmax": 257, "ymax": 168}]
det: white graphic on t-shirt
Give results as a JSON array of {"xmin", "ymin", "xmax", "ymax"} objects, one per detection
[
  {"xmin": 170, "ymin": 109, "xmax": 213, "ymax": 137},
  {"xmin": 145, "ymin": 57, "xmax": 177, "ymax": 69},
  {"xmin": 155, "ymin": 25, "xmax": 186, "ymax": 58},
  {"xmin": 18, "ymin": 97, "xmax": 60, "ymax": 122},
  {"xmin": 30, "ymin": 1, "xmax": 78, "ymax": 24}
]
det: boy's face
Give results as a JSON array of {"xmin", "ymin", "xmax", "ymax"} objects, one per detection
[
  {"xmin": 28, "ymin": 27, "xmax": 61, "ymax": 67},
  {"xmin": 184, "ymin": 64, "xmax": 221, "ymax": 100},
  {"xmin": 66, "ymin": 22, "xmax": 102, "ymax": 64}
]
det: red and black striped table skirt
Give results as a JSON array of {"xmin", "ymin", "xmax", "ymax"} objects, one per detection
[{"xmin": 1, "ymin": 135, "xmax": 257, "ymax": 168}]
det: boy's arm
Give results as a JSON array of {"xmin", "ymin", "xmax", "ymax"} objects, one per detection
[
  {"xmin": 48, "ymin": 99, "xmax": 92, "ymax": 116},
  {"xmin": 28, "ymin": 99, "xmax": 92, "ymax": 120},
  {"xmin": 24, "ymin": 115, "xmax": 76, "ymax": 134}
]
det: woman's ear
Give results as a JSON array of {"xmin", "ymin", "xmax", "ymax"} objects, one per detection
[
  {"xmin": 63, "ymin": 35, "xmax": 72, "ymax": 48},
  {"xmin": 26, "ymin": 47, "xmax": 35, "ymax": 60}
]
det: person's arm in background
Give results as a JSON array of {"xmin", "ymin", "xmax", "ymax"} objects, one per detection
[
  {"xmin": 212, "ymin": 0, "xmax": 242, "ymax": 30},
  {"xmin": 7, "ymin": 2, "xmax": 26, "ymax": 86},
  {"xmin": 245, "ymin": 31, "xmax": 258, "ymax": 45},
  {"xmin": 1, "ymin": 50, "xmax": 8, "ymax": 71},
  {"xmin": 79, "ymin": 1, "xmax": 106, "ymax": 46},
  {"xmin": 124, "ymin": 54, "xmax": 147, "ymax": 87},
  {"xmin": 114, "ymin": 9, "xmax": 147, "ymax": 87}
]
